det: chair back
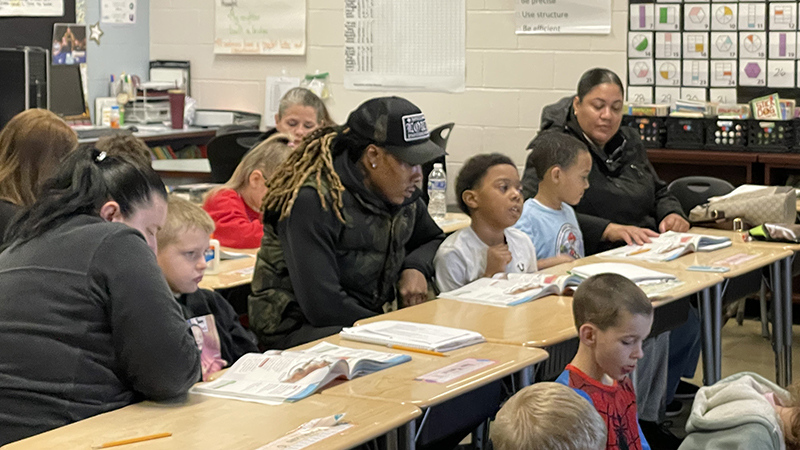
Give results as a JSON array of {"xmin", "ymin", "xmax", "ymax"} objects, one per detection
[
  {"xmin": 667, "ymin": 176, "xmax": 735, "ymax": 215},
  {"xmin": 207, "ymin": 130, "xmax": 263, "ymax": 183},
  {"xmin": 421, "ymin": 123, "xmax": 454, "ymax": 204}
]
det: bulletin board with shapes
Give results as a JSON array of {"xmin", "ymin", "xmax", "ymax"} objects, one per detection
[{"xmin": 627, "ymin": 0, "xmax": 800, "ymax": 105}]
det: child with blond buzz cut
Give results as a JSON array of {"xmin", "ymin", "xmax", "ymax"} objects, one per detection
[
  {"xmin": 157, "ymin": 196, "xmax": 258, "ymax": 378},
  {"xmin": 491, "ymin": 382, "xmax": 607, "ymax": 450},
  {"xmin": 556, "ymin": 273, "xmax": 653, "ymax": 450}
]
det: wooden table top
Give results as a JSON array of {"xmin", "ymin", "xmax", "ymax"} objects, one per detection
[
  {"xmin": 198, "ymin": 247, "xmax": 259, "ymax": 291},
  {"xmin": 356, "ymin": 252, "xmax": 724, "ymax": 349},
  {"xmin": 292, "ymin": 336, "xmax": 548, "ymax": 408},
  {"xmin": 2, "ymin": 394, "xmax": 420, "ymax": 450},
  {"xmin": 356, "ymin": 296, "xmax": 578, "ymax": 348},
  {"xmin": 688, "ymin": 227, "xmax": 800, "ymax": 258}
]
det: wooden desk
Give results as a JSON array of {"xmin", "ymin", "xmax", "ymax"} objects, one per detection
[
  {"xmin": 198, "ymin": 247, "xmax": 258, "ymax": 291},
  {"xmin": 77, "ymin": 126, "xmax": 217, "ymax": 146},
  {"xmin": 435, "ymin": 212, "xmax": 471, "ymax": 234},
  {"xmin": 293, "ymin": 336, "xmax": 548, "ymax": 409},
  {"xmin": 3, "ymin": 394, "xmax": 420, "ymax": 450},
  {"xmin": 358, "ymin": 297, "xmax": 576, "ymax": 348},
  {"xmin": 689, "ymin": 227, "xmax": 798, "ymax": 386},
  {"xmin": 359, "ymin": 257, "xmax": 721, "ymax": 348}
]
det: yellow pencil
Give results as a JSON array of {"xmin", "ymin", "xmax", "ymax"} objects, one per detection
[
  {"xmin": 93, "ymin": 432, "xmax": 172, "ymax": 449},
  {"xmin": 627, "ymin": 248, "xmax": 650, "ymax": 256},
  {"xmin": 389, "ymin": 344, "xmax": 448, "ymax": 357}
]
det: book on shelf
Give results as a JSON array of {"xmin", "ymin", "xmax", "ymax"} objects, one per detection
[
  {"xmin": 438, "ymin": 273, "xmax": 584, "ymax": 307},
  {"xmin": 191, "ymin": 341, "xmax": 410, "ymax": 405},
  {"xmin": 597, "ymin": 231, "xmax": 731, "ymax": 262},
  {"xmin": 751, "ymin": 94, "xmax": 781, "ymax": 120},
  {"xmin": 339, "ymin": 320, "xmax": 485, "ymax": 352}
]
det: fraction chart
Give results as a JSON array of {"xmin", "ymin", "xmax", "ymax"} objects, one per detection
[{"xmin": 628, "ymin": 1, "xmax": 800, "ymax": 104}]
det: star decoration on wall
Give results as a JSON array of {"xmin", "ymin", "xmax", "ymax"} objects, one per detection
[{"xmin": 89, "ymin": 22, "xmax": 104, "ymax": 44}]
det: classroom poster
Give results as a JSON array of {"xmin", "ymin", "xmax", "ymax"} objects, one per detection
[
  {"xmin": 214, "ymin": 0, "xmax": 305, "ymax": 55},
  {"xmin": 516, "ymin": 0, "xmax": 611, "ymax": 34},
  {"xmin": 101, "ymin": 0, "xmax": 136, "ymax": 24},
  {"xmin": 344, "ymin": 0, "xmax": 466, "ymax": 92},
  {"xmin": 0, "ymin": 0, "xmax": 63, "ymax": 17}
]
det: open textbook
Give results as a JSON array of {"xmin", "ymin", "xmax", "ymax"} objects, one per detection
[
  {"xmin": 191, "ymin": 342, "xmax": 410, "ymax": 405},
  {"xmin": 569, "ymin": 262, "xmax": 683, "ymax": 298},
  {"xmin": 439, "ymin": 273, "xmax": 584, "ymax": 307},
  {"xmin": 340, "ymin": 320, "xmax": 486, "ymax": 352},
  {"xmin": 439, "ymin": 263, "xmax": 681, "ymax": 306},
  {"xmin": 598, "ymin": 231, "xmax": 731, "ymax": 262}
]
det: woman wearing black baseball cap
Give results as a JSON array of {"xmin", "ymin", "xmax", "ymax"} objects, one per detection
[{"xmin": 249, "ymin": 96, "xmax": 446, "ymax": 349}]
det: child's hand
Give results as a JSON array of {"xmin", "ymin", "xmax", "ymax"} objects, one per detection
[{"xmin": 484, "ymin": 244, "xmax": 512, "ymax": 278}]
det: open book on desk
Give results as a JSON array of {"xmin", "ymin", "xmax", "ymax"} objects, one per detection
[
  {"xmin": 568, "ymin": 262, "xmax": 683, "ymax": 298},
  {"xmin": 438, "ymin": 273, "xmax": 584, "ymax": 307},
  {"xmin": 598, "ymin": 231, "xmax": 731, "ymax": 262},
  {"xmin": 340, "ymin": 320, "xmax": 486, "ymax": 352},
  {"xmin": 191, "ymin": 341, "xmax": 410, "ymax": 405}
]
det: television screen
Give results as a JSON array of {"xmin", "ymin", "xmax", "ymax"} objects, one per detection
[{"xmin": 50, "ymin": 64, "xmax": 85, "ymax": 117}]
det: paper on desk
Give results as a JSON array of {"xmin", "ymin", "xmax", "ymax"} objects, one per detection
[
  {"xmin": 415, "ymin": 358, "xmax": 497, "ymax": 384},
  {"xmin": 221, "ymin": 250, "xmax": 254, "ymax": 260},
  {"xmin": 256, "ymin": 414, "xmax": 352, "ymax": 450}
]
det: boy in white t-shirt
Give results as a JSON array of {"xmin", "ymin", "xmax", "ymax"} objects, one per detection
[
  {"xmin": 515, "ymin": 132, "xmax": 591, "ymax": 269},
  {"xmin": 434, "ymin": 153, "xmax": 537, "ymax": 292}
]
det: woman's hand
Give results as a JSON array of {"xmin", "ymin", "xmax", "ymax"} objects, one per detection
[
  {"xmin": 398, "ymin": 268, "xmax": 429, "ymax": 307},
  {"xmin": 602, "ymin": 223, "xmax": 659, "ymax": 246},
  {"xmin": 659, "ymin": 213, "xmax": 690, "ymax": 233}
]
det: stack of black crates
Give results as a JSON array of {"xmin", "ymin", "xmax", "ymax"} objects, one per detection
[{"xmin": 623, "ymin": 116, "xmax": 798, "ymax": 152}]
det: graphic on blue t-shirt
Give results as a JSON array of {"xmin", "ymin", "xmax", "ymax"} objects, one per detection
[{"xmin": 556, "ymin": 223, "xmax": 583, "ymax": 259}]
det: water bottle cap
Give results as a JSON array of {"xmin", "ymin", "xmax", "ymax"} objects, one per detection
[{"xmin": 433, "ymin": 163, "xmax": 443, "ymax": 169}]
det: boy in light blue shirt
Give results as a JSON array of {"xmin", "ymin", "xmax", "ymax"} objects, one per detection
[{"xmin": 515, "ymin": 132, "xmax": 591, "ymax": 269}]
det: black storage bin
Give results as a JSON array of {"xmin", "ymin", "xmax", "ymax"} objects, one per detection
[
  {"xmin": 747, "ymin": 120, "xmax": 794, "ymax": 152},
  {"xmin": 622, "ymin": 115, "xmax": 667, "ymax": 148},
  {"xmin": 665, "ymin": 117, "xmax": 705, "ymax": 149},
  {"xmin": 704, "ymin": 118, "xmax": 747, "ymax": 151}
]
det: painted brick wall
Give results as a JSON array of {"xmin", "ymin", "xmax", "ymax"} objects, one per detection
[{"xmin": 151, "ymin": 0, "xmax": 628, "ymax": 202}]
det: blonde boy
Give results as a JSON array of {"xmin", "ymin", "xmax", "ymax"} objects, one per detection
[
  {"xmin": 515, "ymin": 131, "xmax": 591, "ymax": 269},
  {"xmin": 490, "ymin": 382, "xmax": 607, "ymax": 450},
  {"xmin": 556, "ymin": 273, "xmax": 653, "ymax": 450},
  {"xmin": 157, "ymin": 196, "xmax": 258, "ymax": 377}
]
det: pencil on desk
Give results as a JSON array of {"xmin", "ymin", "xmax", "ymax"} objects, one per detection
[
  {"xmin": 627, "ymin": 248, "xmax": 650, "ymax": 256},
  {"xmin": 93, "ymin": 432, "xmax": 172, "ymax": 448},
  {"xmin": 389, "ymin": 344, "xmax": 447, "ymax": 357}
]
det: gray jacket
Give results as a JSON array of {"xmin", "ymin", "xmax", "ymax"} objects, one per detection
[
  {"xmin": 679, "ymin": 372, "xmax": 789, "ymax": 450},
  {"xmin": 0, "ymin": 215, "xmax": 201, "ymax": 446}
]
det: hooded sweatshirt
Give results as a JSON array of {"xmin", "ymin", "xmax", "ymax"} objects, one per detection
[
  {"xmin": 522, "ymin": 97, "xmax": 684, "ymax": 255},
  {"xmin": 679, "ymin": 372, "xmax": 790, "ymax": 450}
]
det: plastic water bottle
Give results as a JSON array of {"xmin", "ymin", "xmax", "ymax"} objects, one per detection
[
  {"xmin": 205, "ymin": 238, "xmax": 220, "ymax": 274},
  {"xmin": 427, "ymin": 163, "xmax": 447, "ymax": 221}
]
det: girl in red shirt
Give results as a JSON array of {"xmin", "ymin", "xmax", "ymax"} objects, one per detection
[{"xmin": 203, "ymin": 134, "xmax": 292, "ymax": 248}]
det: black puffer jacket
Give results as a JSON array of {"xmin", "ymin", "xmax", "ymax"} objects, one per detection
[{"xmin": 521, "ymin": 97, "xmax": 684, "ymax": 255}]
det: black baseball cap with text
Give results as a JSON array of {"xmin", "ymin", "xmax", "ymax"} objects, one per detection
[{"xmin": 346, "ymin": 96, "xmax": 445, "ymax": 166}]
